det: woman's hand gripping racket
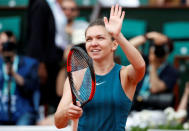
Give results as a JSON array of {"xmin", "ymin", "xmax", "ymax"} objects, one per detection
[{"xmin": 67, "ymin": 46, "xmax": 96, "ymax": 130}]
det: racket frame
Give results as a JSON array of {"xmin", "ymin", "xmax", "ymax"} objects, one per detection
[{"xmin": 67, "ymin": 46, "xmax": 96, "ymax": 106}]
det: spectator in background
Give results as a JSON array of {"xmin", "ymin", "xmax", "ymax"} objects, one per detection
[
  {"xmin": 176, "ymin": 82, "xmax": 189, "ymax": 123},
  {"xmin": 0, "ymin": 31, "xmax": 16, "ymax": 54},
  {"xmin": 62, "ymin": 0, "xmax": 89, "ymax": 45},
  {"xmin": 130, "ymin": 31, "xmax": 179, "ymax": 110},
  {"xmin": 55, "ymin": 0, "xmax": 89, "ymax": 96},
  {"xmin": 182, "ymin": 0, "xmax": 189, "ymax": 5},
  {"xmin": 162, "ymin": 81, "xmax": 189, "ymax": 124},
  {"xmin": 27, "ymin": 0, "xmax": 68, "ymax": 114},
  {"xmin": 149, "ymin": 0, "xmax": 181, "ymax": 6},
  {"xmin": 0, "ymin": 41, "xmax": 39, "ymax": 125},
  {"xmin": 126, "ymin": 81, "xmax": 189, "ymax": 128},
  {"xmin": 37, "ymin": 43, "xmax": 87, "ymax": 126}
]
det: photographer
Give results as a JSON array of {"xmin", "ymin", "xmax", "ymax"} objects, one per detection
[
  {"xmin": 0, "ymin": 41, "xmax": 39, "ymax": 125},
  {"xmin": 0, "ymin": 31, "xmax": 16, "ymax": 54},
  {"xmin": 129, "ymin": 32, "xmax": 179, "ymax": 110}
]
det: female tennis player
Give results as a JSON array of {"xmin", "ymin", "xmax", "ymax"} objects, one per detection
[{"xmin": 54, "ymin": 4, "xmax": 145, "ymax": 130}]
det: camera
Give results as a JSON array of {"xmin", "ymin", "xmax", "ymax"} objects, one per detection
[
  {"xmin": 149, "ymin": 39, "xmax": 170, "ymax": 58},
  {"xmin": 2, "ymin": 41, "xmax": 17, "ymax": 64},
  {"xmin": 2, "ymin": 41, "xmax": 17, "ymax": 52}
]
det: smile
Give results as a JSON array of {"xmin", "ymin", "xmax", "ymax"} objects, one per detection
[{"xmin": 91, "ymin": 49, "xmax": 101, "ymax": 52}]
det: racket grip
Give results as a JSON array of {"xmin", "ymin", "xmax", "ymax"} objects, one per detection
[{"xmin": 72, "ymin": 119, "xmax": 79, "ymax": 131}]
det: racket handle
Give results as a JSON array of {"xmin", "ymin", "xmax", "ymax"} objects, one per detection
[
  {"xmin": 72, "ymin": 119, "xmax": 78, "ymax": 131},
  {"xmin": 72, "ymin": 101, "xmax": 81, "ymax": 131}
]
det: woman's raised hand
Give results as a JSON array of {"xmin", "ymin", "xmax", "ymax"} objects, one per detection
[{"xmin": 104, "ymin": 4, "xmax": 125, "ymax": 38}]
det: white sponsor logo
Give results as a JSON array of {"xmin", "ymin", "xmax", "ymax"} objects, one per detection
[{"xmin": 96, "ymin": 81, "xmax": 105, "ymax": 86}]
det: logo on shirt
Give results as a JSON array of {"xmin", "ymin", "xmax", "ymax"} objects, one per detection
[{"xmin": 96, "ymin": 81, "xmax": 105, "ymax": 86}]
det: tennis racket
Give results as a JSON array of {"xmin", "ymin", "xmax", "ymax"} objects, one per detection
[
  {"xmin": 67, "ymin": 45, "xmax": 96, "ymax": 107},
  {"xmin": 67, "ymin": 45, "xmax": 96, "ymax": 131}
]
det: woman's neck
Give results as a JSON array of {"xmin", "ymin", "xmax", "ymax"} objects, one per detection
[{"xmin": 94, "ymin": 59, "xmax": 115, "ymax": 75}]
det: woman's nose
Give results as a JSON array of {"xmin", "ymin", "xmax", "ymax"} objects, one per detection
[{"xmin": 91, "ymin": 39, "xmax": 98, "ymax": 46}]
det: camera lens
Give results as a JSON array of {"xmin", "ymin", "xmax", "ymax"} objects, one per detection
[
  {"xmin": 149, "ymin": 39, "xmax": 169, "ymax": 58},
  {"xmin": 154, "ymin": 45, "xmax": 166, "ymax": 58}
]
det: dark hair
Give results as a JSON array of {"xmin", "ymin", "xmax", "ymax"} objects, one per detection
[
  {"xmin": 85, "ymin": 18, "xmax": 114, "ymax": 41},
  {"xmin": 2, "ymin": 41, "xmax": 17, "ymax": 52},
  {"xmin": 88, "ymin": 19, "xmax": 105, "ymax": 28},
  {"xmin": 4, "ymin": 31, "xmax": 14, "ymax": 38},
  {"xmin": 1, "ymin": 30, "xmax": 16, "ymax": 43},
  {"xmin": 85, "ymin": 18, "xmax": 105, "ymax": 36},
  {"xmin": 62, "ymin": 0, "xmax": 78, "ymax": 6}
]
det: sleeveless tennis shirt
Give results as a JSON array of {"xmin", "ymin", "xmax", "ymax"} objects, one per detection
[{"xmin": 78, "ymin": 64, "xmax": 132, "ymax": 131}]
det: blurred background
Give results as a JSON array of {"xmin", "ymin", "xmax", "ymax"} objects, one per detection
[{"xmin": 0, "ymin": 0, "xmax": 189, "ymax": 131}]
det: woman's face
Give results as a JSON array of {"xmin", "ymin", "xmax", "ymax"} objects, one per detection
[{"xmin": 85, "ymin": 25, "xmax": 115, "ymax": 61}]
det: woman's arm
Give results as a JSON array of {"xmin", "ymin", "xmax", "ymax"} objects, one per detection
[
  {"xmin": 116, "ymin": 33, "xmax": 145, "ymax": 100},
  {"xmin": 54, "ymin": 78, "xmax": 83, "ymax": 129},
  {"xmin": 104, "ymin": 4, "xmax": 145, "ymax": 83},
  {"xmin": 115, "ymin": 33, "xmax": 145, "ymax": 82},
  {"xmin": 104, "ymin": 5, "xmax": 145, "ymax": 100}
]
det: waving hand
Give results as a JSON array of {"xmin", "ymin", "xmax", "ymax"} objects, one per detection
[{"xmin": 104, "ymin": 4, "xmax": 125, "ymax": 38}]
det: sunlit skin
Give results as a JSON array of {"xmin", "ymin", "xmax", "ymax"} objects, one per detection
[{"xmin": 85, "ymin": 25, "xmax": 116, "ymax": 63}]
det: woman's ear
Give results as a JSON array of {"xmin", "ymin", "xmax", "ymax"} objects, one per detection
[{"xmin": 112, "ymin": 40, "xmax": 118, "ymax": 51}]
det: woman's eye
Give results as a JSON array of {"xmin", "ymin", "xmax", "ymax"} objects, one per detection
[
  {"xmin": 86, "ymin": 38, "xmax": 92, "ymax": 42},
  {"xmin": 98, "ymin": 37, "xmax": 104, "ymax": 40}
]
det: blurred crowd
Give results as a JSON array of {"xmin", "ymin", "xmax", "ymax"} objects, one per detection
[
  {"xmin": 0, "ymin": 0, "xmax": 89, "ymax": 125},
  {"xmin": 0, "ymin": 0, "xmax": 189, "ymax": 128},
  {"xmin": 97, "ymin": 0, "xmax": 189, "ymax": 7}
]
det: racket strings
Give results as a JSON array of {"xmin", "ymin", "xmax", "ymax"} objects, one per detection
[
  {"xmin": 71, "ymin": 51, "xmax": 88, "ymax": 71},
  {"xmin": 70, "ymin": 51, "xmax": 93, "ymax": 104}
]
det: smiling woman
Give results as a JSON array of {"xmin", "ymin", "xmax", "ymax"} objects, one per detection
[
  {"xmin": 54, "ymin": 4, "xmax": 145, "ymax": 131},
  {"xmin": 85, "ymin": 25, "xmax": 115, "ymax": 64}
]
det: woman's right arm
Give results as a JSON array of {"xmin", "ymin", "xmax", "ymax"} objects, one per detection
[
  {"xmin": 54, "ymin": 78, "xmax": 83, "ymax": 129},
  {"xmin": 54, "ymin": 78, "xmax": 72, "ymax": 128}
]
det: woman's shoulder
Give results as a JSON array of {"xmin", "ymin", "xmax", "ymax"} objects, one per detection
[
  {"xmin": 119, "ymin": 64, "xmax": 128, "ymax": 73},
  {"xmin": 115, "ymin": 63, "xmax": 129, "ymax": 69}
]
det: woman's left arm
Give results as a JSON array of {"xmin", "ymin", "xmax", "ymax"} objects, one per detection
[
  {"xmin": 104, "ymin": 4, "xmax": 145, "ymax": 84},
  {"xmin": 116, "ymin": 33, "xmax": 145, "ymax": 83}
]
